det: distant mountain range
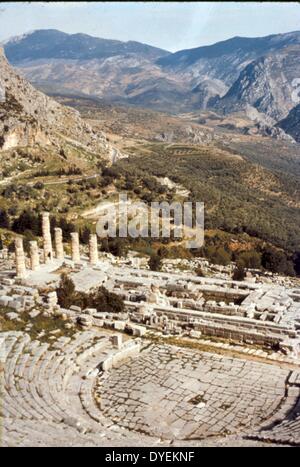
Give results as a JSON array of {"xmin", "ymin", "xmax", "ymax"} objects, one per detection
[
  {"xmin": 3, "ymin": 29, "xmax": 300, "ymax": 127},
  {"xmin": 4, "ymin": 29, "xmax": 169, "ymax": 62}
]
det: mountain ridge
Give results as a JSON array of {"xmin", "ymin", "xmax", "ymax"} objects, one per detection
[
  {"xmin": 157, "ymin": 31, "xmax": 300, "ymax": 67},
  {"xmin": 3, "ymin": 29, "xmax": 300, "ymax": 126},
  {"xmin": 4, "ymin": 29, "xmax": 170, "ymax": 63},
  {"xmin": 213, "ymin": 45, "xmax": 300, "ymax": 120}
]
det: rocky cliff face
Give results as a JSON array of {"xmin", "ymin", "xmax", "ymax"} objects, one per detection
[
  {"xmin": 277, "ymin": 103, "xmax": 300, "ymax": 142},
  {"xmin": 0, "ymin": 46, "xmax": 118, "ymax": 158},
  {"xmin": 4, "ymin": 29, "xmax": 300, "ymax": 125},
  {"xmin": 4, "ymin": 29, "xmax": 178, "ymax": 113},
  {"xmin": 214, "ymin": 47, "xmax": 300, "ymax": 121},
  {"xmin": 191, "ymin": 79, "xmax": 228, "ymax": 109}
]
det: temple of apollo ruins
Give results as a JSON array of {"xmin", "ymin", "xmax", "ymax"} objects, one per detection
[{"xmin": 9, "ymin": 212, "xmax": 300, "ymax": 359}]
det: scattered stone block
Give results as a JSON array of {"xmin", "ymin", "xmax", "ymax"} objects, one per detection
[
  {"xmin": 114, "ymin": 321, "xmax": 126, "ymax": 331},
  {"xmin": 1, "ymin": 278, "xmax": 15, "ymax": 286},
  {"xmin": 77, "ymin": 314, "xmax": 93, "ymax": 328},
  {"xmin": 190, "ymin": 330, "xmax": 202, "ymax": 339},
  {"xmin": 6, "ymin": 312, "xmax": 19, "ymax": 320},
  {"xmin": 10, "ymin": 300, "xmax": 24, "ymax": 311},
  {"xmin": 29, "ymin": 309, "xmax": 40, "ymax": 319},
  {"xmin": 83, "ymin": 308, "xmax": 97, "ymax": 315},
  {"xmin": 0, "ymin": 296, "xmax": 13, "ymax": 307}
]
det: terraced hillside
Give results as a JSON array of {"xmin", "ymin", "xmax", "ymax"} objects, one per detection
[
  {"xmin": 1, "ymin": 63, "xmax": 300, "ymax": 275},
  {"xmin": 114, "ymin": 142, "xmax": 300, "ymax": 253}
]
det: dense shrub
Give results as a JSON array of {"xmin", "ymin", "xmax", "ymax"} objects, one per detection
[
  {"xmin": 235, "ymin": 250, "xmax": 261, "ymax": 269},
  {"xmin": 205, "ymin": 246, "xmax": 231, "ymax": 266},
  {"xmin": 149, "ymin": 253, "xmax": 162, "ymax": 271},
  {"xmin": 0, "ymin": 209, "xmax": 10, "ymax": 229},
  {"xmin": 293, "ymin": 252, "xmax": 300, "ymax": 276},
  {"xmin": 261, "ymin": 247, "xmax": 295, "ymax": 276},
  {"xmin": 195, "ymin": 266, "xmax": 205, "ymax": 277},
  {"xmin": 56, "ymin": 273, "xmax": 76, "ymax": 309},
  {"xmin": 232, "ymin": 265, "xmax": 246, "ymax": 281},
  {"xmin": 79, "ymin": 226, "xmax": 91, "ymax": 245},
  {"xmin": 12, "ymin": 210, "xmax": 41, "ymax": 236},
  {"xmin": 56, "ymin": 274, "xmax": 124, "ymax": 313},
  {"xmin": 100, "ymin": 237, "xmax": 128, "ymax": 257}
]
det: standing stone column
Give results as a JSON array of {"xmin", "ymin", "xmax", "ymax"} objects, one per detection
[
  {"xmin": 15, "ymin": 237, "xmax": 26, "ymax": 278},
  {"xmin": 42, "ymin": 212, "xmax": 53, "ymax": 263},
  {"xmin": 54, "ymin": 228, "xmax": 64, "ymax": 260},
  {"xmin": 29, "ymin": 241, "xmax": 40, "ymax": 271},
  {"xmin": 71, "ymin": 232, "xmax": 80, "ymax": 263},
  {"xmin": 89, "ymin": 234, "xmax": 98, "ymax": 265}
]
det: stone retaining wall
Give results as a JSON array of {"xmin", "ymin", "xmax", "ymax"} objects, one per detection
[{"xmin": 100, "ymin": 339, "xmax": 141, "ymax": 371}]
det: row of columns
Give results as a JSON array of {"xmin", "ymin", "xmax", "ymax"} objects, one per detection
[{"xmin": 15, "ymin": 212, "xmax": 100, "ymax": 278}]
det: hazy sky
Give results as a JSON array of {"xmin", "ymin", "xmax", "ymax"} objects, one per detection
[{"xmin": 0, "ymin": 2, "xmax": 300, "ymax": 52}]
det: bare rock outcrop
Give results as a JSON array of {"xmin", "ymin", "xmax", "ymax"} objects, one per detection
[
  {"xmin": 214, "ymin": 46, "xmax": 300, "ymax": 122},
  {"xmin": 0, "ymin": 46, "xmax": 117, "ymax": 158},
  {"xmin": 277, "ymin": 103, "xmax": 300, "ymax": 143}
]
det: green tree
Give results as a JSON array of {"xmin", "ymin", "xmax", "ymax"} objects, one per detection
[
  {"xmin": 0, "ymin": 209, "xmax": 10, "ymax": 229},
  {"xmin": 12, "ymin": 210, "xmax": 41, "ymax": 235},
  {"xmin": 237, "ymin": 250, "xmax": 261, "ymax": 269},
  {"xmin": 80, "ymin": 226, "xmax": 91, "ymax": 245},
  {"xmin": 293, "ymin": 252, "xmax": 300, "ymax": 276},
  {"xmin": 262, "ymin": 247, "xmax": 295, "ymax": 276},
  {"xmin": 205, "ymin": 246, "xmax": 231, "ymax": 266},
  {"xmin": 91, "ymin": 287, "xmax": 124, "ymax": 314},
  {"xmin": 100, "ymin": 237, "xmax": 128, "ymax": 257},
  {"xmin": 195, "ymin": 266, "xmax": 205, "ymax": 277},
  {"xmin": 149, "ymin": 253, "xmax": 162, "ymax": 271},
  {"xmin": 56, "ymin": 274, "xmax": 76, "ymax": 309},
  {"xmin": 233, "ymin": 265, "xmax": 246, "ymax": 281}
]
